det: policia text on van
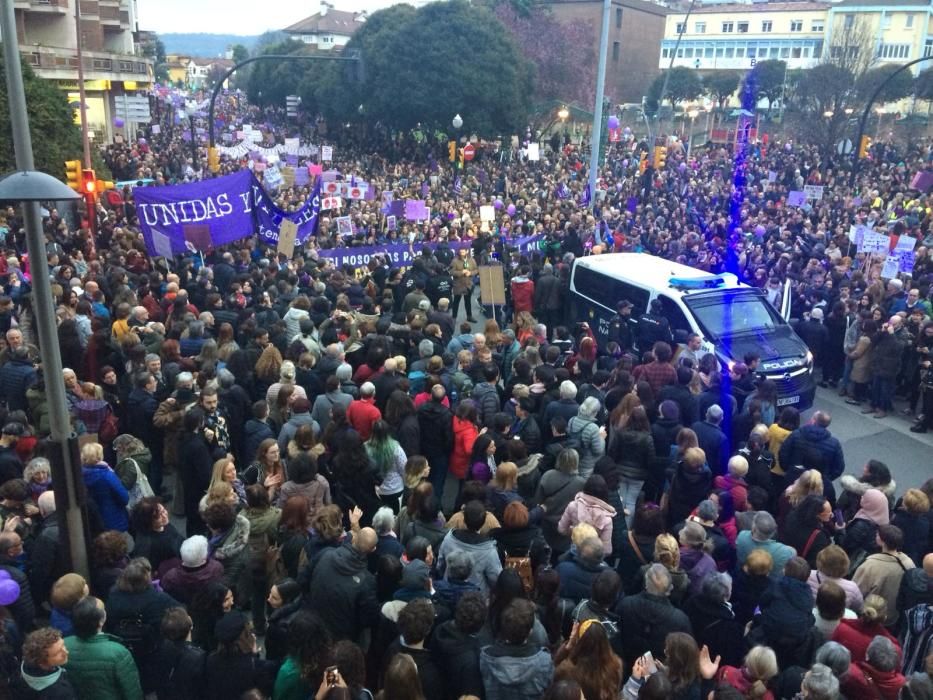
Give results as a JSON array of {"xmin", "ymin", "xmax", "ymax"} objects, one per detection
[{"xmin": 569, "ymin": 253, "xmax": 816, "ymax": 410}]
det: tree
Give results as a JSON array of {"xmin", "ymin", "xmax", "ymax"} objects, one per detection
[
  {"xmin": 743, "ymin": 60, "xmax": 786, "ymax": 114},
  {"xmin": 703, "ymin": 70, "xmax": 739, "ymax": 109},
  {"xmin": 231, "ymin": 44, "xmax": 249, "ymax": 64},
  {"xmin": 647, "ymin": 67, "xmax": 702, "ymax": 111},
  {"xmin": 316, "ymin": 1, "xmax": 532, "ymax": 134},
  {"xmin": 205, "ymin": 64, "xmax": 229, "ymax": 92},
  {"xmin": 917, "ymin": 68, "xmax": 933, "ymax": 103},
  {"xmin": 856, "ymin": 64, "xmax": 914, "ymax": 106},
  {"xmin": 0, "ymin": 55, "xmax": 83, "ymax": 178},
  {"xmin": 140, "ymin": 35, "xmax": 168, "ymax": 83},
  {"xmin": 245, "ymin": 39, "xmax": 309, "ymax": 109},
  {"xmin": 786, "ymin": 63, "xmax": 855, "ymax": 155},
  {"xmin": 494, "ymin": 4, "xmax": 596, "ymax": 106}
]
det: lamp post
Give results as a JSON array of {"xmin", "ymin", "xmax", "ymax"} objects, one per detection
[
  {"xmin": 686, "ymin": 108, "xmax": 699, "ymax": 159},
  {"xmin": 0, "ymin": 1, "xmax": 89, "ymax": 578}
]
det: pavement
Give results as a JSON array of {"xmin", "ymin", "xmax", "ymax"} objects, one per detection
[{"xmin": 806, "ymin": 386, "xmax": 933, "ymax": 497}]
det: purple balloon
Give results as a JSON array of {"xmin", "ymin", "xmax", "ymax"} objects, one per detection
[
  {"xmin": 622, "ymin": 159, "xmax": 629, "ymax": 168},
  {"xmin": 447, "ymin": 212, "xmax": 456, "ymax": 220},
  {"xmin": 493, "ymin": 199, "xmax": 503, "ymax": 210},
  {"xmin": 515, "ymin": 219, "xmax": 523, "ymax": 227},
  {"xmin": 113, "ymin": 117, "xmax": 125, "ymax": 128},
  {"xmin": 507, "ymin": 204, "xmax": 516, "ymax": 217},
  {"xmin": 607, "ymin": 115, "xmax": 620, "ymax": 130},
  {"xmin": 0, "ymin": 570, "xmax": 10, "ymax": 582},
  {"xmin": 0, "ymin": 579, "xmax": 19, "ymax": 606},
  {"xmin": 679, "ymin": 162, "xmax": 687, "ymax": 172},
  {"xmin": 755, "ymin": 225, "xmax": 766, "ymax": 236},
  {"xmin": 138, "ymin": 137, "xmax": 147, "ymax": 146}
]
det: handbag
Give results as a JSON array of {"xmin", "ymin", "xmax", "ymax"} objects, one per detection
[{"xmin": 126, "ymin": 458, "xmax": 154, "ymax": 509}]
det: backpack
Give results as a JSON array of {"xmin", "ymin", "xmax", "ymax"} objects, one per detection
[
  {"xmin": 505, "ymin": 548, "xmax": 534, "ymax": 594},
  {"xmin": 125, "ymin": 458, "xmax": 154, "ymax": 510},
  {"xmin": 114, "ymin": 614, "xmax": 157, "ymax": 656},
  {"xmin": 571, "ymin": 599, "xmax": 621, "ymax": 647}
]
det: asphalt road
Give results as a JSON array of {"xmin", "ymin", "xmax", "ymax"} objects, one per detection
[{"xmin": 805, "ymin": 386, "xmax": 933, "ymax": 498}]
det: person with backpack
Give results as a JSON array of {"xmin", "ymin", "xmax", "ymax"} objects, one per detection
[
  {"xmin": 569, "ymin": 569, "xmax": 624, "ymax": 658},
  {"xmin": 566, "ymin": 398, "xmax": 606, "ymax": 480}
]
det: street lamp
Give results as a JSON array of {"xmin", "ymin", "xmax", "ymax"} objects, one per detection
[
  {"xmin": 558, "ymin": 106, "xmax": 569, "ymax": 122},
  {"xmin": 823, "ymin": 110, "xmax": 834, "ymax": 118},
  {"xmin": 452, "ymin": 114, "xmax": 463, "ymax": 130},
  {"xmin": 686, "ymin": 109, "xmax": 699, "ymax": 159}
]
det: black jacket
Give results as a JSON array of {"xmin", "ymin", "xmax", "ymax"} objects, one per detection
[
  {"xmin": 667, "ymin": 461, "xmax": 713, "ymax": 527},
  {"xmin": 658, "ymin": 384, "xmax": 698, "ymax": 428},
  {"xmin": 204, "ymin": 651, "xmax": 276, "ymax": 700},
  {"xmin": 29, "ymin": 514, "xmax": 65, "ymax": 607},
  {"xmin": 897, "ymin": 568, "xmax": 933, "ymax": 625},
  {"xmin": 619, "ymin": 592, "xmax": 692, "ymax": 664},
  {"xmin": 513, "ymin": 415, "xmax": 543, "ymax": 454},
  {"xmin": 533, "ymin": 271, "xmax": 562, "ymax": 312},
  {"xmin": 556, "ymin": 552, "xmax": 608, "ymax": 603},
  {"xmin": 683, "ymin": 595, "xmax": 745, "ymax": 668},
  {"xmin": 391, "ymin": 414, "xmax": 421, "ymax": 460},
  {"xmin": 306, "ymin": 542, "xmax": 380, "ymax": 643},
  {"xmin": 416, "ymin": 400, "xmax": 453, "ymax": 460},
  {"xmin": 0, "ymin": 557, "xmax": 34, "ymax": 632},
  {"xmin": 130, "ymin": 526, "xmax": 184, "ymax": 573},
  {"xmin": 126, "ymin": 387, "xmax": 159, "ymax": 446},
  {"xmin": 153, "ymin": 640, "xmax": 207, "ymax": 700},
  {"xmin": 431, "ymin": 619, "xmax": 484, "ymax": 700},
  {"xmin": 0, "ymin": 446, "xmax": 23, "ymax": 485},
  {"xmin": 609, "ymin": 429, "xmax": 656, "ymax": 482},
  {"xmin": 264, "ymin": 598, "xmax": 302, "ymax": 663},
  {"xmin": 840, "ymin": 517, "xmax": 880, "ymax": 557},
  {"xmin": 10, "ymin": 665, "xmax": 78, "ymax": 699}
]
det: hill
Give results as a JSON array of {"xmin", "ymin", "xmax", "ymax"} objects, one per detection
[{"xmin": 160, "ymin": 33, "xmax": 262, "ymax": 57}]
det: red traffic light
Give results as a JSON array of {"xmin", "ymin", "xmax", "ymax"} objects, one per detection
[{"xmin": 81, "ymin": 169, "xmax": 97, "ymax": 194}]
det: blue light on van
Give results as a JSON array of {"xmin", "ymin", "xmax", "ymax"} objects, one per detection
[{"xmin": 668, "ymin": 273, "xmax": 738, "ymax": 289}]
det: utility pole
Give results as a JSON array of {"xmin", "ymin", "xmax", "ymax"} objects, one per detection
[
  {"xmin": 73, "ymin": 0, "xmax": 92, "ymax": 168},
  {"xmin": 0, "ymin": 0, "xmax": 89, "ymax": 578},
  {"xmin": 587, "ymin": 0, "xmax": 611, "ymax": 213}
]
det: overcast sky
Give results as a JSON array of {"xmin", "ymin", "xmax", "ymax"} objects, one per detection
[{"xmin": 136, "ymin": 0, "xmax": 402, "ymax": 35}]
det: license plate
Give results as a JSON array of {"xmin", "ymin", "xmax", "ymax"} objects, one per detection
[{"xmin": 777, "ymin": 395, "xmax": 800, "ymax": 406}]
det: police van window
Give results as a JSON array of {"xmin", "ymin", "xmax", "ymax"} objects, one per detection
[
  {"xmin": 618, "ymin": 282, "xmax": 650, "ymax": 315},
  {"xmin": 657, "ymin": 295, "xmax": 692, "ymax": 335},
  {"xmin": 574, "ymin": 267, "xmax": 650, "ymax": 313}
]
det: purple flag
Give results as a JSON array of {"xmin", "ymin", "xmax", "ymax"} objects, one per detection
[
  {"xmin": 578, "ymin": 183, "xmax": 591, "ymax": 208},
  {"xmin": 453, "ymin": 177, "xmax": 462, "ymax": 197},
  {"xmin": 421, "ymin": 181, "xmax": 430, "ymax": 198}
]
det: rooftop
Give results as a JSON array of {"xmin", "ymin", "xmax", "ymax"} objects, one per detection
[
  {"xmin": 284, "ymin": 8, "xmax": 365, "ymax": 35},
  {"xmin": 831, "ymin": 0, "xmax": 932, "ymax": 7},
  {"xmin": 681, "ymin": 2, "xmax": 830, "ymax": 13},
  {"xmin": 575, "ymin": 253, "xmax": 746, "ymax": 294}
]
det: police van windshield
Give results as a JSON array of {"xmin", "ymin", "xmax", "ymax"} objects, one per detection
[{"xmin": 684, "ymin": 291, "xmax": 782, "ymax": 340}]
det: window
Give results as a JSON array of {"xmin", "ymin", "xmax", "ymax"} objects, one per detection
[
  {"xmin": 843, "ymin": 14, "xmax": 854, "ymax": 29},
  {"xmin": 737, "ymin": 22, "xmax": 748, "ymax": 33},
  {"xmin": 769, "ymin": 46, "xmax": 778, "ymax": 57},
  {"xmin": 905, "ymin": 14, "xmax": 913, "ymax": 28},
  {"xmin": 677, "ymin": 47, "xmax": 683, "ymax": 57},
  {"xmin": 792, "ymin": 47, "xmax": 801, "ymax": 58},
  {"xmin": 736, "ymin": 47, "xmax": 745, "ymax": 57},
  {"xmin": 877, "ymin": 43, "xmax": 910, "ymax": 59},
  {"xmin": 780, "ymin": 46, "xmax": 790, "ymax": 58},
  {"xmin": 662, "ymin": 47, "xmax": 670, "ymax": 58},
  {"xmin": 685, "ymin": 292, "xmax": 781, "ymax": 339},
  {"xmin": 716, "ymin": 47, "xmax": 724, "ymax": 57},
  {"xmin": 790, "ymin": 20, "xmax": 802, "ymax": 32},
  {"xmin": 722, "ymin": 22, "xmax": 734, "ymax": 33},
  {"xmin": 613, "ymin": 41, "xmax": 620, "ymax": 61},
  {"xmin": 811, "ymin": 20, "xmax": 823, "ymax": 32},
  {"xmin": 571, "ymin": 267, "xmax": 649, "ymax": 315},
  {"xmin": 926, "ymin": 39, "xmax": 933, "ymax": 58},
  {"xmin": 704, "ymin": 47, "xmax": 714, "ymax": 57},
  {"xmin": 616, "ymin": 8, "xmax": 622, "ymax": 28},
  {"xmin": 676, "ymin": 22, "xmax": 686, "ymax": 33},
  {"xmin": 657, "ymin": 296, "xmax": 693, "ymax": 337},
  {"xmin": 813, "ymin": 41, "xmax": 822, "ymax": 58},
  {"xmin": 761, "ymin": 20, "xmax": 772, "ymax": 33},
  {"xmin": 685, "ymin": 47, "xmax": 693, "ymax": 58},
  {"xmin": 758, "ymin": 46, "xmax": 767, "ymax": 57},
  {"xmin": 695, "ymin": 21, "xmax": 706, "ymax": 33}
]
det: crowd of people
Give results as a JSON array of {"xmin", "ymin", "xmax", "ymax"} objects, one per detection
[{"xmin": 0, "ymin": 87, "xmax": 929, "ymax": 699}]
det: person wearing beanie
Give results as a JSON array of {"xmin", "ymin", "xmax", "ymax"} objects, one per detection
[
  {"xmin": 714, "ymin": 455, "xmax": 750, "ymax": 512},
  {"xmin": 205, "ymin": 610, "xmax": 276, "ymax": 700},
  {"xmin": 161, "ymin": 535, "xmax": 225, "ymax": 606}
]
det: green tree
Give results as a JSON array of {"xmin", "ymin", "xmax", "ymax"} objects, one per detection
[
  {"xmin": 245, "ymin": 39, "xmax": 309, "ymax": 109},
  {"xmin": 0, "ymin": 54, "xmax": 84, "ymax": 179},
  {"xmin": 786, "ymin": 63, "xmax": 855, "ymax": 155},
  {"xmin": 646, "ymin": 67, "xmax": 702, "ymax": 111},
  {"xmin": 231, "ymin": 44, "xmax": 249, "ymax": 64},
  {"xmin": 856, "ymin": 64, "xmax": 914, "ymax": 105},
  {"xmin": 917, "ymin": 68, "xmax": 933, "ymax": 102},
  {"xmin": 317, "ymin": 1, "xmax": 532, "ymax": 134},
  {"xmin": 743, "ymin": 60, "xmax": 786, "ymax": 114},
  {"xmin": 703, "ymin": 70, "xmax": 739, "ymax": 109}
]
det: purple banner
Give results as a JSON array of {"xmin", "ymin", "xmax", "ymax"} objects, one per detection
[
  {"xmin": 135, "ymin": 170, "xmax": 322, "ymax": 256},
  {"xmin": 316, "ymin": 234, "xmax": 543, "ymax": 269}
]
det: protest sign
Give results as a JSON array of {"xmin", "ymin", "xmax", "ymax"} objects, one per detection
[
  {"xmin": 787, "ymin": 191, "xmax": 806, "ymax": 207},
  {"xmin": 479, "ymin": 265, "xmax": 506, "ymax": 305},
  {"xmin": 527, "ymin": 143, "xmax": 540, "ymax": 161},
  {"xmin": 151, "ymin": 230, "xmax": 173, "ymax": 259},
  {"xmin": 309, "ymin": 163, "xmax": 323, "ymax": 178},
  {"xmin": 405, "ymin": 200, "xmax": 428, "ymax": 221},
  {"xmin": 895, "ymin": 235, "xmax": 916, "ymax": 253},
  {"xmin": 899, "ymin": 250, "xmax": 916, "ymax": 274},
  {"xmin": 767, "ymin": 171, "xmax": 777, "ymax": 183},
  {"xmin": 803, "ymin": 185, "xmax": 824, "ymax": 201},
  {"xmin": 859, "ymin": 231, "xmax": 889, "ymax": 255},
  {"xmin": 151, "ymin": 124, "xmax": 161, "ymax": 135},
  {"xmin": 386, "ymin": 215, "xmax": 397, "ymax": 231},
  {"xmin": 881, "ymin": 256, "xmax": 900, "ymax": 279},
  {"xmin": 321, "ymin": 145, "xmax": 333, "ymax": 161},
  {"xmin": 277, "ymin": 219, "xmax": 298, "ymax": 258},
  {"xmin": 321, "ymin": 196, "xmax": 342, "ymax": 211},
  {"xmin": 294, "ymin": 169, "xmax": 310, "ymax": 187},
  {"xmin": 336, "ymin": 216, "xmax": 353, "ymax": 235},
  {"xmin": 281, "ymin": 167, "xmax": 295, "ymax": 188},
  {"xmin": 284, "ymin": 137, "xmax": 300, "ymax": 154},
  {"xmin": 480, "ymin": 205, "xmax": 495, "ymax": 222}
]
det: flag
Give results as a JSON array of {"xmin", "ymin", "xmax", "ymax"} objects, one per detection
[
  {"xmin": 556, "ymin": 182, "xmax": 570, "ymax": 200},
  {"xmin": 578, "ymin": 183, "xmax": 591, "ymax": 208},
  {"xmin": 350, "ymin": 174, "xmax": 357, "ymax": 187},
  {"xmin": 421, "ymin": 181, "xmax": 430, "ymax": 198},
  {"xmin": 453, "ymin": 176, "xmax": 462, "ymax": 197}
]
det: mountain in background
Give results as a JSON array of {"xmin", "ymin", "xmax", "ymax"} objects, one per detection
[{"xmin": 160, "ymin": 33, "xmax": 263, "ymax": 57}]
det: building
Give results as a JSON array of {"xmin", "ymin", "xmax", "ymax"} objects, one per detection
[
  {"xmin": 186, "ymin": 57, "xmax": 235, "ymax": 88},
  {"xmin": 165, "ymin": 54, "xmax": 191, "ymax": 86},
  {"xmin": 10, "ymin": 0, "xmax": 153, "ymax": 141},
  {"xmin": 283, "ymin": 2, "xmax": 367, "ymax": 52},
  {"xmin": 659, "ymin": 2, "xmax": 831, "ymax": 72},
  {"xmin": 545, "ymin": 0, "xmax": 669, "ymax": 103},
  {"xmin": 826, "ymin": 0, "xmax": 933, "ymax": 75}
]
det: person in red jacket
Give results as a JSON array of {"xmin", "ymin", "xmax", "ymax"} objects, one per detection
[
  {"xmin": 510, "ymin": 266, "xmax": 535, "ymax": 316},
  {"xmin": 841, "ymin": 635, "xmax": 907, "ymax": 700},
  {"xmin": 449, "ymin": 402, "xmax": 479, "ymax": 492},
  {"xmin": 831, "ymin": 594, "xmax": 901, "ymax": 665},
  {"xmin": 346, "ymin": 381, "xmax": 382, "ymax": 441}
]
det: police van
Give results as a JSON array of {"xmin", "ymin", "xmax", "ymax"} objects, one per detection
[{"xmin": 570, "ymin": 253, "xmax": 815, "ymax": 410}]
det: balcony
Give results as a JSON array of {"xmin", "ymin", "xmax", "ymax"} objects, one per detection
[
  {"xmin": 19, "ymin": 44, "xmax": 153, "ymax": 84},
  {"xmin": 99, "ymin": 4, "xmax": 127, "ymax": 25},
  {"xmin": 13, "ymin": 0, "xmax": 68, "ymax": 13}
]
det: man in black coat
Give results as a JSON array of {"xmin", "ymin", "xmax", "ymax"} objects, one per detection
[
  {"xmin": 0, "ymin": 423, "xmax": 24, "ymax": 484},
  {"xmin": 0, "ymin": 346, "xmax": 37, "ymax": 413},
  {"xmin": 431, "ymin": 592, "xmax": 486, "ymax": 700},
  {"xmin": 151, "ymin": 607, "xmax": 207, "ymax": 700},
  {"xmin": 27, "ymin": 492, "xmax": 64, "ymax": 609},
  {"xmin": 125, "ymin": 371, "xmax": 163, "ymax": 494},
  {"xmin": 779, "ymin": 410, "xmax": 846, "ymax": 504},
  {"xmin": 620, "ymin": 563, "xmax": 692, "ymax": 666},
  {"xmin": 417, "ymin": 385, "xmax": 454, "ymax": 496},
  {"xmin": 691, "ymin": 404, "xmax": 730, "ymax": 475},
  {"xmin": 556, "ymin": 537, "xmax": 609, "ymax": 603},
  {"xmin": 0, "ymin": 531, "xmax": 35, "ymax": 632},
  {"xmin": 533, "ymin": 263, "xmax": 563, "ymax": 334},
  {"xmin": 305, "ymin": 529, "xmax": 380, "ymax": 643},
  {"xmin": 658, "ymin": 366, "xmax": 698, "ymax": 427}
]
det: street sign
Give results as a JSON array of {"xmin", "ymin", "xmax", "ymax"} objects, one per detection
[
  {"xmin": 836, "ymin": 139, "xmax": 853, "ymax": 155},
  {"xmin": 462, "ymin": 143, "xmax": 475, "ymax": 161}
]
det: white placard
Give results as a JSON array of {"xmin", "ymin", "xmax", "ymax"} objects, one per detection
[
  {"xmin": 860, "ymin": 231, "xmax": 889, "ymax": 255},
  {"xmin": 881, "ymin": 255, "xmax": 900, "ymax": 279},
  {"xmin": 895, "ymin": 235, "xmax": 916, "ymax": 252},
  {"xmin": 480, "ymin": 205, "xmax": 495, "ymax": 222},
  {"xmin": 804, "ymin": 185, "xmax": 824, "ymax": 201},
  {"xmin": 284, "ymin": 137, "xmax": 300, "ymax": 154},
  {"xmin": 151, "ymin": 124, "xmax": 161, "ymax": 135},
  {"xmin": 321, "ymin": 196, "xmax": 342, "ymax": 210},
  {"xmin": 527, "ymin": 143, "xmax": 540, "ymax": 161},
  {"xmin": 321, "ymin": 145, "xmax": 333, "ymax": 161}
]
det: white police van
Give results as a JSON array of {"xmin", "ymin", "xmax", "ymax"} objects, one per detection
[{"xmin": 570, "ymin": 253, "xmax": 815, "ymax": 410}]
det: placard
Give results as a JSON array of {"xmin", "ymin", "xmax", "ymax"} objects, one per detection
[
  {"xmin": 480, "ymin": 205, "xmax": 495, "ymax": 222},
  {"xmin": 895, "ymin": 235, "xmax": 916, "ymax": 253},
  {"xmin": 881, "ymin": 255, "xmax": 900, "ymax": 279},
  {"xmin": 478, "ymin": 265, "xmax": 506, "ymax": 306},
  {"xmin": 182, "ymin": 224, "xmax": 212, "ymax": 252},
  {"xmin": 899, "ymin": 250, "xmax": 916, "ymax": 273},
  {"xmin": 336, "ymin": 216, "xmax": 352, "ymax": 235},
  {"xmin": 859, "ymin": 231, "xmax": 889, "ymax": 255},
  {"xmin": 277, "ymin": 219, "xmax": 298, "ymax": 259},
  {"xmin": 321, "ymin": 196, "xmax": 342, "ymax": 211},
  {"xmin": 151, "ymin": 229, "xmax": 174, "ymax": 259},
  {"xmin": 527, "ymin": 143, "xmax": 540, "ymax": 161},
  {"xmin": 281, "ymin": 167, "xmax": 295, "ymax": 188},
  {"xmin": 387, "ymin": 215, "xmax": 397, "ymax": 232},
  {"xmin": 321, "ymin": 145, "xmax": 333, "ymax": 161},
  {"xmin": 804, "ymin": 185, "xmax": 824, "ymax": 201},
  {"xmin": 151, "ymin": 124, "xmax": 161, "ymax": 135},
  {"xmin": 405, "ymin": 199, "xmax": 428, "ymax": 221},
  {"xmin": 767, "ymin": 170, "xmax": 777, "ymax": 182},
  {"xmin": 787, "ymin": 191, "xmax": 806, "ymax": 207},
  {"xmin": 284, "ymin": 137, "xmax": 300, "ymax": 154}
]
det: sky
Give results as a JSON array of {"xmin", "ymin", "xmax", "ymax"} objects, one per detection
[{"xmin": 136, "ymin": 0, "xmax": 403, "ymax": 36}]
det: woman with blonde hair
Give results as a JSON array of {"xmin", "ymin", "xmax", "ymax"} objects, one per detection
[
  {"xmin": 806, "ymin": 544, "xmax": 864, "ymax": 612},
  {"xmin": 830, "ymin": 593, "xmax": 901, "ymax": 664},
  {"xmin": 206, "ymin": 456, "xmax": 247, "ymax": 507},
  {"xmin": 633, "ymin": 533, "xmax": 689, "ymax": 605},
  {"xmin": 80, "ymin": 441, "xmax": 128, "ymax": 532},
  {"xmin": 716, "ymin": 646, "xmax": 779, "ymax": 699},
  {"xmin": 266, "ymin": 360, "xmax": 308, "ymax": 409},
  {"xmin": 254, "ymin": 344, "xmax": 283, "ymax": 395},
  {"xmin": 777, "ymin": 469, "xmax": 823, "ymax": 525}
]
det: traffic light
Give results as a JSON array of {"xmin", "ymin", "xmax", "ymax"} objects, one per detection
[
  {"xmin": 95, "ymin": 177, "xmax": 115, "ymax": 192},
  {"xmin": 81, "ymin": 169, "xmax": 97, "ymax": 196},
  {"xmin": 208, "ymin": 146, "xmax": 220, "ymax": 173},
  {"xmin": 858, "ymin": 135, "xmax": 872, "ymax": 159},
  {"xmin": 448, "ymin": 141, "xmax": 456, "ymax": 163},
  {"xmin": 653, "ymin": 146, "xmax": 667, "ymax": 170},
  {"xmin": 638, "ymin": 153, "xmax": 648, "ymax": 175},
  {"xmin": 65, "ymin": 160, "xmax": 83, "ymax": 191},
  {"xmin": 458, "ymin": 148, "xmax": 465, "ymax": 169}
]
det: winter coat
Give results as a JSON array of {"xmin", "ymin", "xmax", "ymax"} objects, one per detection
[
  {"xmin": 449, "ymin": 416, "xmax": 479, "ymax": 479},
  {"xmin": 848, "ymin": 335, "xmax": 873, "ymax": 383},
  {"xmin": 125, "ymin": 388, "xmax": 159, "ymax": 448},
  {"xmin": 402, "ymin": 518, "xmax": 450, "ymax": 555},
  {"xmin": 29, "ymin": 514, "xmax": 65, "ymax": 607},
  {"xmin": 716, "ymin": 666, "xmax": 775, "ymax": 700},
  {"xmin": 843, "ymin": 661, "xmax": 906, "ymax": 700},
  {"xmin": 619, "ymin": 591, "xmax": 692, "ymax": 663},
  {"xmin": 897, "ymin": 567, "xmax": 933, "ymax": 619},
  {"xmin": 437, "ymin": 529, "xmax": 502, "ymax": 595},
  {"xmin": 853, "ymin": 551, "xmax": 915, "ymax": 625},
  {"xmin": 713, "ymin": 474, "xmax": 749, "ymax": 513},
  {"xmin": 869, "ymin": 330, "xmax": 905, "ymax": 379},
  {"xmin": 510, "ymin": 276, "xmax": 535, "ymax": 314},
  {"xmin": 82, "ymin": 463, "xmax": 129, "ymax": 532},
  {"xmin": 779, "ymin": 424, "xmax": 846, "ymax": 483},
  {"xmin": 472, "ymin": 382, "xmax": 501, "ymax": 428},
  {"xmin": 533, "ymin": 270, "xmax": 562, "ymax": 311},
  {"xmin": 736, "ymin": 530, "xmax": 796, "ymax": 579},
  {"xmin": 691, "ymin": 420, "xmax": 730, "ymax": 475},
  {"xmin": 838, "ymin": 474, "xmax": 897, "ymax": 523},
  {"xmin": 210, "ymin": 513, "xmax": 250, "ymax": 593},
  {"xmin": 160, "ymin": 560, "xmax": 225, "ymax": 606},
  {"xmin": 680, "ymin": 547, "xmax": 718, "ymax": 596},
  {"xmin": 841, "ymin": 517, "xmax": 880, "ymax": 557},
  {"xmin": 566, "ymin": 415, "xmax": 604, "ymax": 479},
  {"xmin": 557, "ymin": 492, "xmax": 617, "ymax": 555},
  {"xmin": 310, "ymin": 391, "xmax": 353, "ymax": 432},
  {"xmin": 204, "ymin": 651, "xmax": 276, "ymax": 700},
  {"xmin": 10, "ymin": 664, "xmax": 78, "ymax": 699},
  {"xmin": 758, "ymin": 576, "xmax": 815, "ymax": 645},
  {"xmin": 533, "ymin": 470, "xmax": 585, "ymax": 552},
  {"xmin": 131, "ymin": 525, "xmax": 184, "ymax": 574},
  {"xmin": 0, "ymin": 357, "xmax": 37, "ymax": 412},
  {"xmin": 276, "ymin": 412, "xmax": 320, "ymax": 453},
  {"xmin": 610, "ymin": 428, "xmax": 656, "ymax": 483},
  {"xmin": 683, "ymin": 595, "xmax": 745, "ymax": 668},
  {"xmin": 479, "ymin": 641, "xmax": 553, "ymax": 700},
  {"xmin": 105, "ymin": 586, "xmax": 179, "ymax": 692},
  {"xmin": 807, "ymin": 571, "xmax": 864, "ymax": 612},
  {"xmin": 831, "ymin": 618, "xmax": 901, "ymax": 665},
  {"xmin": 306, "ymin": 541, "xmax": 380, "ymax": 642},
  {"xmin": 892, "ymin": 509, "xmax": 930, "ymax": 567},
  {"xmin": 432, "ymin": 619, "xmax": 484, "ymax": 700},
  {"xmin": 556, "ymin": 550, "xmax": 609, "ymax": 603},
  {"xmin": 264, "ymin": 598, "xmax": 302, "ymax": 663},
  {"xmin": 275, "ymin": 476, "xmax": 331, "ymax": 515},
  {"xmin": 63, "ymin": 633, "xmax": 143, "ymax": 700},
  {"xmin": 667, "ymin": 460, "xmax": 712, "ymax": 527}
]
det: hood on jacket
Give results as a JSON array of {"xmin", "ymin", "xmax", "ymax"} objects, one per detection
[
  {"xmin": 433, "ymin": 618, "xmax": 480, "ymax": 655},
  {"xmin": 776, "ymin": 576, "xmax": 814, "ymax": 613},
  {"xmin": 840, "ymin": 474, "xmax": 897, "ymax": 499},
  {"xmin": 516, "ymin": 454, "xmax": 542, "ymax": 477},
  {"xmin": 82, "ymin": 462, "xmax": 114, "ymax": 486},
  {"xmin": 571, "ymin": 492, "xmax": 617, "ymax": 519},
  {"xmin": 329, "ymin": 541, "xmax": 369, "ymax": 577},
  {"xmin": 450, "ymin": 530, "xmax": 496, "ymax": 552},
  {"xmin": 481, "ymin": 643, "xmax": 552, "ymax": 686},
  {"xmin": 676, "ymin": 460, "xmax": 712, "ymax": 485},
  {"xmin": 213, "ymin": 513, "xmax": 250, "ymax": 561},
  {"xmin": 798, "ymin": 424, "xmax": 832, "ymax": 443},
  {"xmin": 20, "ymin": 663, "xmax": 64, "ymax": 691}
]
